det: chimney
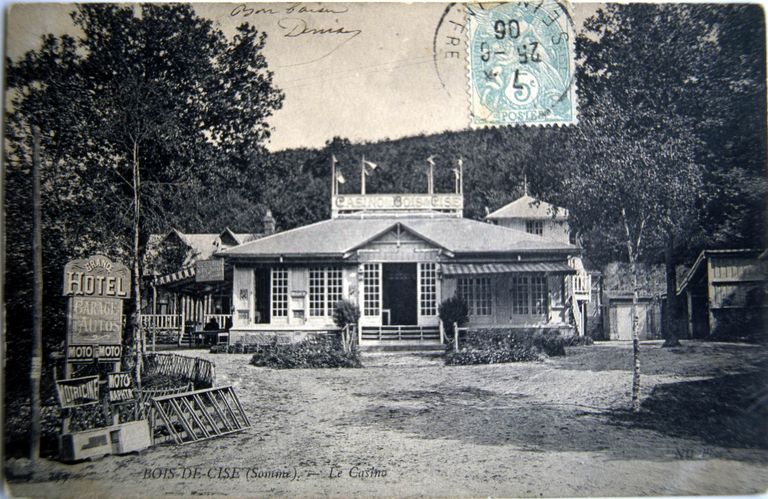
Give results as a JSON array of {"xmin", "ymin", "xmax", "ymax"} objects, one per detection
[{"xmin": 262, "ymin": 210, "xmax": 276, "ymax": 235}]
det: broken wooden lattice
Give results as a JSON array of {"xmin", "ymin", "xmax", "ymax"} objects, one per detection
[{"xmin": 150, "ymin": 386, "xmax": 250, "ymax": 445}]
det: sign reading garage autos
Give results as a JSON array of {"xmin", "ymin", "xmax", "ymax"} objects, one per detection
[{"xmin": 63, "ymin": 255, "xmax": 130, "ymax": 362}]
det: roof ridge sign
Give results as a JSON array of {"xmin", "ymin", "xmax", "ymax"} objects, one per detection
[{"xmin": 332, "ymin": 193, "xmax": 463, "ymax": 218}]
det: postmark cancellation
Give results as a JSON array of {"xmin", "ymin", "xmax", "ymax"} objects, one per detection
[{"xmin": 467, "ymin": 0, "xmax": 577, "ymax": 127}]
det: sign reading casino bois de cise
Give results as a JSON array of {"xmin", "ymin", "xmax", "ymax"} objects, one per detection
[{"xmin": 63, "ymin": 255, "xmax": 130, "ymax": 363}]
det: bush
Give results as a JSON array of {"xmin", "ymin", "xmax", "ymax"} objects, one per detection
[
  {"xmin": 438, "ymin": 295, "xmax": 469, "ymax": 339},
  {"xmin": 332, "ymin": 299, "xmax": 361, "ymax": 329},
  {"xmin": 249, "ymin": 335, "xmax": 361, "ymax": 369},
  {"xmin": 445, "ymin": 328, "xmax": 568, "ymax": 365}
]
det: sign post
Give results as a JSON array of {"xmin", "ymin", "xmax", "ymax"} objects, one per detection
[{"xmin": 61, "ymin": 255, "xmax": 131, "ymax": 428}]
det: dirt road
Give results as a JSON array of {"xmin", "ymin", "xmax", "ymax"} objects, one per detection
[{"xmin": 7, "ymin": 341, "xmax": 768, "ymax": 497}]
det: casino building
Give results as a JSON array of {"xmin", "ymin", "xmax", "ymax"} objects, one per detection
[{"xmin": 217, "ymin": 180, "xmax": 586, "ymax": 346}]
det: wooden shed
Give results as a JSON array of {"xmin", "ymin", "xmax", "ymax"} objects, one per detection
[{"xmin": 676, "ymin": 249, "xmax": 767, "ymax": 340}]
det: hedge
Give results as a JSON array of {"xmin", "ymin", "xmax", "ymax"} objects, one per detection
[
  {"xmin": 250, "ymin": 334, "xmax": 361, "ymax": 369},
  {"xmin": 445, "ymin": 328, "xmax": 570, "ymax": 365}
]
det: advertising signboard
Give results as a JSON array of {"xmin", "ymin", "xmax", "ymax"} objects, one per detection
[
  {"xmin": 67, "ymin": 296, "xmax": 123, "ymax": 345},
  {"xmin": 107, "ymin": 372, "xmax": 134, "ymax": 403},
  {"xmin": 55, "ymin": 376, "xmax": 100, "ymax": 409},
  {"xmin": 195, "ymin": 258, "xmax": 225, "ymax": 282},
  {"xmin": 63, "ymin": 255, "xmax": 130, "ymax": 369}
]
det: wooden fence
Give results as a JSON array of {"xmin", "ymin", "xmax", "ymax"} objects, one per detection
[{"xmin": 143, "ymin": 353, "xmax": 215, "ymax": 388}]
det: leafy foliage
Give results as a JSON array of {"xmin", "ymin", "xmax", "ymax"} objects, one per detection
[
  {"xmin": 332, "ymin": 299, "xmax": 361, "ymax": 329},
  {"xmin": 5, "ymin": 4, "xmax": 283, "ymax": 390},
  {"xmin": 438, "ymin": 295, "xmax": 469, "ymax": 339},
  {"xmin": 249, "ymin": 335, "xmax": 361, "ymax": 369},
  {"xmin": 445, "ymin": 328, "xmax": 567, "ymax": 365}
]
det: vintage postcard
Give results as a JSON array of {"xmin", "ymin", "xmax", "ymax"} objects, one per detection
[{"xmin": 3, "ymin": 1, "xmax": 767, "ymax": 498}]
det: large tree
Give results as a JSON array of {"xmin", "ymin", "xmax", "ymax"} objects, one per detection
[
  {"xmin": 566, "ymin": 3, "xmax": 766, "ymax": 347},
  {"xmin": 5, "ymin": 4, "xmax": 283, "ymax": 399},
  {"xmin": 555, "ymin": 3, "xmax": 767, "ymax": 409}
]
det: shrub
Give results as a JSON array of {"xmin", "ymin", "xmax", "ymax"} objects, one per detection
[
  {"xmin": 249, "ymin": 335, "xmax": 361, "ymax": 369},
  {"xmin": 445, "ymin": 328, "xmax": 568, "ymax": 365},
  {"xmin": 332, "ymin": 299, "xmax": 361, "ymax": 329},
  {"xmin": 438, "ymin": 295, "xmax": 469, "ymax": 339}
]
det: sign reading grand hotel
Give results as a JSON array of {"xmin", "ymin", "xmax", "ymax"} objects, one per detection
[
  {"xmin": 63, "ymin": 255, "xmax": 130, "ymax": 362},
  {"xmin": 332, "ymin": 194, "xmax": 463, "ymax": 216}
]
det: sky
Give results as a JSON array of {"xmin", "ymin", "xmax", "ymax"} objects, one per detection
[{"xmin": 5, "ymin": 2, "xmax": 601, "ymax": 151}]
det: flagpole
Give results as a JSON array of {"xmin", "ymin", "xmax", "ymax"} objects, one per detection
[
  {"xmin": 459, "ymin": 158, "xmax": 464, "ymax": 195},
  {"xmin": 361, "ymin": 155, "xmax": 366, "ymax": 195},
  {"xmin": 426, "ymin": 156, "xmax": 435, "ymax": 195},
  {"xmin": 331, "ymin": 155, "xmax": 336, "ymax": 196}
]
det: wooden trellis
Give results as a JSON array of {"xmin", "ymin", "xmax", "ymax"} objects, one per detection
[
  {"xmin": 143, "ymin": 353, "xmax": 215, "ymax": 388},
  {"xmin": 150, "ymin": 386, "xmax": 249, "ymax": 445}
]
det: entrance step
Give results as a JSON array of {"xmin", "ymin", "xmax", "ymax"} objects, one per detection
[
  {"xmin": 359, "ymin": 341, "xmax": 445, "ymax": 353},
  {"xmin": 360, "ymin": 326, "xmax": 440, "ymax": 342}
]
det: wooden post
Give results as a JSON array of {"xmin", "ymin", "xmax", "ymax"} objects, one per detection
[
  {"xmin": 453, "ymin": 322, "xmax": 458, "ymax": 353},
  {"xmin": 179, "ymin": 295, "xmax": 186, "ymax": 346},
  {"xmin": 439, "ymin": 319, "xmax": 445, "ymax": 344},
  {"xmin": 30, "ymin": 126, "xmax": 42, "ymax": 465}
]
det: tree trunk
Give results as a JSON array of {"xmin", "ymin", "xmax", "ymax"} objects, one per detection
[
  {"xmin": 629, "ymin": 256, "xmax": 641, "ymax": 412},
  {"xmin": 30, "ymin": 126, "xmax": 42, "ymax": 465},
  {"xmin": 132, "ymin": 141, "xmax": 143, "ymax": 393},
  {"xmin": 622, "ymin": 208, "xmax": 642, "ymax": 412},
  {"xmin": 662, "ymin": 236, "xmax": 682, "ymax": 347}
]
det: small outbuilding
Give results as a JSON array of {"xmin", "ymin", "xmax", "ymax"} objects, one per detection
[
  {"xmin": 676, "ymin": 249, "xmax": 767, "ymax": 340},
  {"xmin": 600, "ymin": 262, "xmax": 665, "ymax": 341}
]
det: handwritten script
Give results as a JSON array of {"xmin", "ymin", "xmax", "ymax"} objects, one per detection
[
  {"xmin": 230, "ymin": 3, "xmax": 350, "ymax": 17},
  {"xmin": 277, "ymin": 18, "xmax": 361, "ymax": 40},
  {"xmin": 230, "ymin": 3, "xmax": 362, "ymax": 66}
]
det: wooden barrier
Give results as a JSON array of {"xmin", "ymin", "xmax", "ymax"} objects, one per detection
[
  {"xmin": 150, "ymin": 386, "xmax": 249, "ymax": 445},
  {"xmin": 143, "ymin": 353, "xmax": 215, "ymax": 388}
]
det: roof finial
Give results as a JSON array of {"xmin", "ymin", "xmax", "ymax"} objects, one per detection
[{"xmin": 523, "ymin": 174, "xmax": 528, "ymax": 196}]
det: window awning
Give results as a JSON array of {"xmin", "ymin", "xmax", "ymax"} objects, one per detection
[
  {"xmin": 153, "ymin": 267, "xmax": 195, "ymax": 286},
  {"xmin": 441, "ymin": 262, "xmax": 576, "ymax": 276}
]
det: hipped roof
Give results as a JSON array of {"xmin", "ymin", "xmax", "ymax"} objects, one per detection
[
  {"xmin": 219, "ymin": 217, "xmax": 576, "ymax": 259},
  {"xmin": 486, "ymin": 194, "xmax": 568, "ymax": 220}
]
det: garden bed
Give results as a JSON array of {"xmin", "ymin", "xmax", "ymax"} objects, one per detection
[
  {"xmin": 249, "ymin": 335, "xmax": 361, "ymax": 369},
  {"xmin": 445, "ymin": 328, "xmax": 581, "ymax": 365}
]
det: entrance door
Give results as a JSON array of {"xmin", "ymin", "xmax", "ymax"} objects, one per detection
[
  {"xmin": 253, "ymin": 269, "xmax": 270, "ymax": 324},
  {"xmin": 382, "ymin": 263, "xmax": 418, "ymax": 325}
]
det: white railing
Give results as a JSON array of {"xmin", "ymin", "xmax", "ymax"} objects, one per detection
[
  {"xmin": 572, "ymin": 272, "xmax": 592, "ymax": 299},
  {"xmin": 141, "ymin": 314, "xmax": 182, "ymax": 330},
  {"xmin": 203, "ymin": 314, "xmax": 231, "ymax": 328}
]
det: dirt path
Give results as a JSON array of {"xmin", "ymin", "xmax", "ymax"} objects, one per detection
[{"xmin": 7, "ymin": 341, "xmax": 768, "ymax": 497}]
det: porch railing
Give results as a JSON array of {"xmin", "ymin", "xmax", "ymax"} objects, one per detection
[
  {"xmin": 203, "ymin": 314, "xmax": 231, "ymax": 328},
  {"xmin": 360, "ymin": 325, "xmax": 440, "ymax": 341},
  {"xmin": 572, "ymin": 272, "xmax": 592, "ymax": 300},
  {"xmin": 141, "ymin": 314, "xmax": 182, "ymax": 331}
]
